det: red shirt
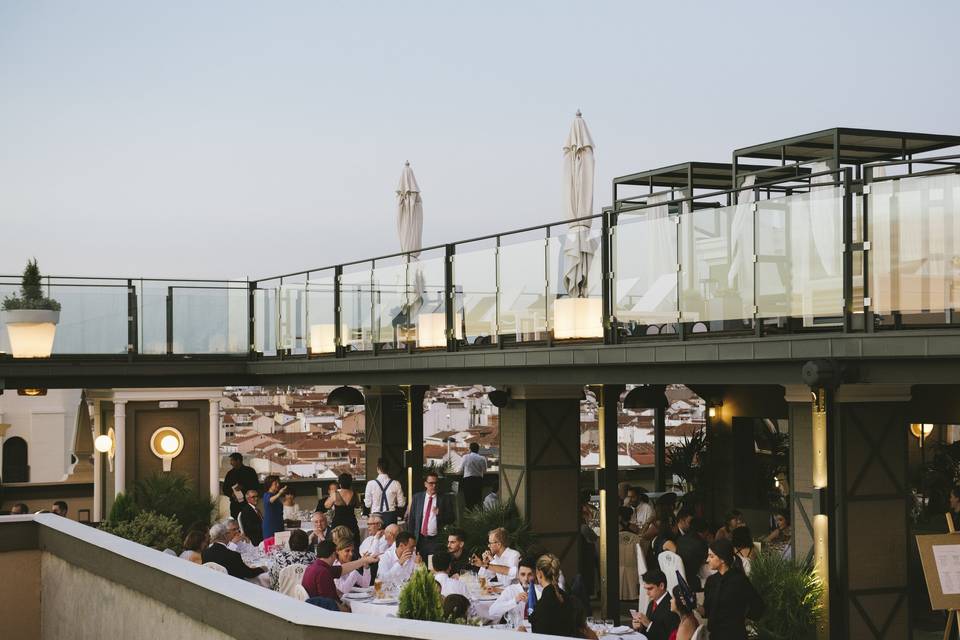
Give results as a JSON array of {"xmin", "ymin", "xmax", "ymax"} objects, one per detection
[{"xmin": 302, "ymin": 558, "xmax": 343, "ymax": 601}]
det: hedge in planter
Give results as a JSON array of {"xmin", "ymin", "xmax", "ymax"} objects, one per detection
[
  {"xmin": 397, "ymin": 566, "xmax": 444, "ymax": 622},
  {"xmin": 100, "ymin": 511, "xmax": 182, "ymax": 553}
]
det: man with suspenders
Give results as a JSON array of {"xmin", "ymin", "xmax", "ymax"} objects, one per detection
[{"xmin": 364, "ymin": 458, "xmax": 406, "ymax": 527}]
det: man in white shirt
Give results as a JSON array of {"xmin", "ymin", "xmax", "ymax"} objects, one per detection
[
  {"xmin": 378, "ymin": 531, "xmax": 418, "ymax": 583},
  {"xmin": 364, "ymin": 458, "xmax": 406, "ymax": 527},
  {"xmin": 472, "ymin": 527, "xmax": 521, "ymax": 585},
  {"xmin": 359, "ymin": 515, "xmax": 390, "ymax": 557},
  {"xmin": 431, "ymin": 551, "xmax": 469, "ymax": 597},
  {"xmin": 487, "ymin": 557, "xmax": 537, "ymax": 622},
  {"xmin": 460, "ymin": 442, "xmax": 488, "ymax": 509},
  {"xmin": 627, "ymin": 488, "xmax": 655, "ymax": 531}
]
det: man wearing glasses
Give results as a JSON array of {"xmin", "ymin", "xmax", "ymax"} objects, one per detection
[{"xmin": 407, "ymin": 472, "xmax": 454, "ymax": 558}]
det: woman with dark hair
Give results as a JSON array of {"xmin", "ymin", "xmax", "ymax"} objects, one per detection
[
  {"xmin": 763, "ymin": 509, "xmax": 792, "ymax": 557},
  {"xmin": 443, "ymin": 594, "xmax": 471, "ymax": 621},
  {"xmin": 180, "ymin": 530, "xmax": 208, "ymax": 564},
  {"xmin": 714, "ymin": 510, "xmax": 745, "ymax": 541},
  {"xmin": 703, "ymin": 539, "xmax": 765, "ymax": 640},
  {"xmin": 529, "ymin": 554, "xmax": 578, "ymax": 637},
  {"xmin": 269, "ymin": 529, "xmax": 316, "ymax": 590},
  {"xmin": 669, "ymin": 584, "xmax": 700, "ymax": 640},
  {"xmin": 324, "ymin": 472, "xmax": 361, "ymax": 546},
  {"xmin": 730, "ymin": 526, "xmax": 756, "ymax": 575},
  {"xmin": 262, "ymin": 475, "xmax": 286, "ymax": 542}
]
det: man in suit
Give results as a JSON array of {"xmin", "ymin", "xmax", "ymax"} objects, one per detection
[
  {"xmin": 237, "ymin": 489, "xmax": 264, "ymax": 546},
  {"xmin": 222, "ymin": 453, "xmax": 260, "ymax": 519},
  {"xmin": 406, "ymin": 471, "xmax": 454, "ymax": 558},
  {"xmin": 201, "ymin": 519, "xmax": 267, "ymax": 581},
  {"xmin": 676, "ymin": 517, "xmax": 710, "ymax": 592},
  {"xmin": 631, "ymin": 569, "xmax": 679, "ymax": 640}
]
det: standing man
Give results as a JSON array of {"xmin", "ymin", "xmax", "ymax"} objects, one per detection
[
  {"xmin": 407, "ymin": 472, "xmax": 454, "ymax": 558},
  {"xmin": 364, "ymin": 458, "xmax": 406, "ymax": 527},
  {"xmin": 460, "ymin": 442, "xmax": 488, "ymax": 509},
  {"xmin": 222, "ymin": 453, "xmax": 259, "ymax": 519},
  {"xmin": 676, "ymin": 517, "xmax": 710, "ymax": 592}
]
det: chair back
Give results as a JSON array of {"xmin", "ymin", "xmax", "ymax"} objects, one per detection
[
  {"xmin": 278, "ymin": 563, "xmax": 308, "ymax": 598},
  {"xmin": 691, "ymin": 624, "xmax": 708, "ymax": 640},
  {"xmin": 636, "ymin": 543, "xmax": 649, "ymax": 613},
  {"xmin": 203, "ymin": 562, "xmax": 228, "ymax": 574},
  {"xmin": 658, "ymin": 550, "xmax": 685, "ymax": 593},
  {"xmin": 162, "ymin": 548, "xmax": 178, "ymax": 556}
]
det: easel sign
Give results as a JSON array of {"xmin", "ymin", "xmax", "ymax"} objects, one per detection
[{"xmin": 915, "ymin": 514, "xmax": 960, "ymax": 639}]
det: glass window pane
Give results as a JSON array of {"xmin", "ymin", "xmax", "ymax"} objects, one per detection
[
  {"xmin": 614, "ymin": 212, "xmax": 678, "ymax": 330},
  {"xmin": 453, "ymin": 241, "xmax": 497, "ymax": 346},
  {"xmin": 548, "ymin": 223, "xmax": 603, "ymax": 339},
  {"xmin": 410, "ymin": 250, "xmax": 450, "ymax": 348},
  {"xmin": 306, "ymin": 270, "xmax": 337, "ymax": 353},
  {"xmin": 372, "ymin": 258, "xmax": 409, "ymax": 351},
  {"xmin": 172, "ymin": 285, "xmax": 248, "ymax": 354},
  {"xmin": 341, "ymin": 264, "xmax": 372, "ymax": 351},
  {"xmin": 498, "ymin": 232, "xmax": 547, "ymax": 343}
]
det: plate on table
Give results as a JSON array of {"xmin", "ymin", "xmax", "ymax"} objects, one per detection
[
  {"xmin": 343, "ymin": 592, "xmax": 372, "ymax": 601},
  {"xmin": 351, "ymin": 586, "xmax": 374, "ymax": 594},
  {"xmin": 373, "ymin": 597, "xmax": 398, "ymax": 605},
  {"xmin": 474, "ymin": 593, "xmax": 498, "ymax": 601}
]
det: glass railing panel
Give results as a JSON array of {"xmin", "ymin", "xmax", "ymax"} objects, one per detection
[
  {"xmin": 755, "ymin": 187, "xmax": 844, "ymax": 321},
  {"xmin": 171, "ymin": 285, "xmax": 248, "ymax": 354},
  {"xmin": 497, "ymin": 230, "xmax": 548, "ymax": 343},
  {"xmin": 341, "ymin": 263, "xmax": 373, "ymax": 352},
  {"xmin": 253, "ymin": 286, "xmax": 277, "ymax": 355},
  {"xmin": 409, "ymin": 248, "xmax": 451, "ymax": 348},
  {"xmin": 306, "ymin": 270, "xmax": 337, "ymax": 354},
  {"xmin": 278, "ymin": 276, "xmax": 307, "ymax": 355},
  {"xmin": 372, "ymin": 257, "xmax": 410, "ymax": 351},
  {"xmin": 452, "ymin": 240, "xmax": 497, "ymax": 346},
  {"xmin": 47, "ymin": 282, "xmax": 129, "ymax": 353},
  {"xmin": 869, "ymin": 173, "xmax": 960, "ymax": 316},
  {"xmin": 613, "ymin": 211, "xmax": 679, "ymax": 336},
  {"xmin": 138, "ymin": 280, "xmax": 170, "ymax": 354},
  {"xmin": 679, "ymin": 202, "xmax": 755, "ymax": 326},
  {"xmin": 548, "ymin": 221, "xmax": 603, "ymax": 340}
]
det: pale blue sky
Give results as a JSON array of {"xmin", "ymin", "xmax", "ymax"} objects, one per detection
[{"xmin": 1, "ymin": 1, "xmax": 958, "ymax": 279}]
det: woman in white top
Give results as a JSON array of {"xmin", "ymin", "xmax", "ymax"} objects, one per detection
[
  {"xmin": 180, "ymin": 530, "xmax": 207, "ymax": 564},
  {"xmin": 334, "ymin": 539, "xmax": 371, "ymax": 593}
]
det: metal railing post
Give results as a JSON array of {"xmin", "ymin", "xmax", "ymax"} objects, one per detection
[
  {"xmin": 445, "ymin": 244, "xmax": 456, "ymax": 352},
  {"xmin": 602, "ymin": 209, "xmax": 617, "ymax": 345},
  {"xmin": 842, "ymin": 168, "xmax": 855, "ymax": 333},
  {"xmin": 127, "ymin": 279, "xmax": 138, "ymax": 356},
  {"xmin": 247, "ymin": 281, "xmax": 257, "ymax": 357},
  {"xmin": 165, "ymin": 286, "xmax": 174, "ymax": 355},
  {"xmin": 334, "ymin": 265, "xmax": 344, "ymax": 357}
]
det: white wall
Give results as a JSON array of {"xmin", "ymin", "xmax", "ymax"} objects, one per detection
[{"xmin": 0, "ymin": 389, "xmax": 81, "ymax": 483}]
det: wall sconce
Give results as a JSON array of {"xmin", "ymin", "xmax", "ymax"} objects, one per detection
[
  {"xmin": 910, "ymin": 423, "xmax": 934, "ymax": 441},
  {"xmin": 150, "ymin": 426, "xmax": 184, "ymax": 472},
  {"xmin": 94, "ymin": 428, "xmax": 116, "ymax": 471},
  {"xmin": 18, "ymin": 388, "xmax": 47, "ymax": 397},
  {"xmin": 707, "ymin": 399, "xmax": 723, "ymax": 419},
  {"xmin": 553, "ymin": 297, "xmax": 603, "ymax": 340}
]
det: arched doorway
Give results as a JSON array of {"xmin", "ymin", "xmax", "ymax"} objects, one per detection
[{"xmin": 2, "ymin": 437, "xmax": 29, "ymax": 483}]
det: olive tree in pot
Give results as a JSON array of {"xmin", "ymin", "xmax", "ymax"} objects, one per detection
[{"xmin": 1, "ymin": 260, "xmax": 61, "ymax": 358}]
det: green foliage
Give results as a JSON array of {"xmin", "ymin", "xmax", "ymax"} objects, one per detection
[
  {"xmin": 665, "ymin": 426, "xmax": 709, "ymax": 504},
  {"xmin": 100, "ymin": 511, "xmax": 182, "ymax": 553},
  {"xmin": 107, "ymin": 492, "xmax": 141, "ymax": 523},
  {"xmin": 456, "ymin": 500, "xmax": 535, "ymax": 557},
  {"xmin": 397, "ymin": 566, "xmax": 444, "ymax": 622},
  {"xmin": 132, "ymin": 472, "xmax": 215, "ymax": 536},
  {"xmin": 748, "ymin": 552, "xmax": 824, "ymax": 640},
  {"xmin": 2, "ymin": 259, "xmax": 60, "ymax": 311},
  {"xmin": 917, "ymin": 440, "xmax": 960, "ymax": 524}
]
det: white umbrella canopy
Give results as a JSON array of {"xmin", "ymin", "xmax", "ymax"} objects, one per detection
[
  {"xmin": 396, "ymin": 161, "xmax": 427, "ymax": 319},
  {"xmin": 561, "ymin": 111, "xmax": 597, "ymax": 298}
]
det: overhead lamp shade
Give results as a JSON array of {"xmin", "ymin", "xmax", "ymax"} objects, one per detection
[
  {"xmin": 553, "ymin": 297, "xmax": 602, "ymax": 340},
  {"xmin": 622, "ymin": 385, "xmax": 668, "ymax": 409},
  {"xmin": 309, "ymin": 323, "xmax": 347, "ymax": 354},
  {"xmin": 487, "ymin": 389, "xmax": 510, "ymax": 408},
  {"xmin": 327, "ymin": 385, "xmax": 365, "ymax": 406}
]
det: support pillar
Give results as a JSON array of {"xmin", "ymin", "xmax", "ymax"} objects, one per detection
[
  {"xmin": 402, "ymin": 385, "xmax": 427, "ymax": 508},
  {"xmin": 653, "ymin": 405, "xmax": 666, "ymax": 492},
  {"xmin": 364, "ymin": 387, "xmax": 408, "ymax": 496},
  {"xmin": 113, "ymin": 400, "xmax": 127, "ymax": 497},
  {"xmin": 597, "ymin": 384, "xmax": 625, "ymax": 620},
  {"xmin": 88, "ymin": 400, "xmax": 102, "ymax": 522},
  {"xmin": 499, "ymin": 386, "xmax": 583, "ymax": 588},
  {"xmin": 209, "ymin": 400, "xmax": 220, "ymax": 503}
]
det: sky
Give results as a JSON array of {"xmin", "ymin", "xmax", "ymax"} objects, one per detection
[{"xmin": 1, "ymin": 1, "xmax": 958, "ymax": 281}]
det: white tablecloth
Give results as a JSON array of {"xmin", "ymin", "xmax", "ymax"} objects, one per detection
[{"xmin": 349, "ymin": 596, "xmax": 495, "ymax": 620}]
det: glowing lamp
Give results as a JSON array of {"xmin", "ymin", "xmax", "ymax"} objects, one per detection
[
  {"xmin": 553, "ymin": 297, "xmax": 602, "ymax": 340},
  {"xmin": 910, "ymin": 423, "xmax": 934, "ymax": 441},
  {"xmin": 150, "ymin": 426, "xmax": 184, "ymax": 472},
  {"xmin": 94, "ymin": 434, "xmax": 113, "ymax": 453}
]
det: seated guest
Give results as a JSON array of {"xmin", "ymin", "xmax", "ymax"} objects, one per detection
[
  {"xmin": 330, "ymin": 525, "xmax": 353, "ymax": 548},
  {"xmin": 446, "ymin": 528, "xmax": 475, "ymax": 574},
  {"xmin": 282, "ymin": 488, "xmax": 299, "ymax": 527},
  {"xmin": 359, "ymin": 515, "xmax": 390, "ymax": 556},
  {"xmin": 202, "ymin": 520, "xmax": 267, "ymax": 580},
  {"xmin": 472, "ymin": 527, "xmax": 520, "ymax": 585},
  {"xmin": 224, "ymin": 518, "xmax": 256, "ymax": 555},
  {"xmin": 334, "ymin": 537, "xmax": 372, "ymax": 593},
  {"xmin": 52, "ymin": 501, "xmax": 68, "ymax": 517},
  {"xmin": 237, "ymin": 489, "xmax": 264, "ymax": 546},
  {"xmin": 431, "ymin": 551, "xmax": 468, "ymax": 597},
  {"xmin": 631, "ymin": 569, "xmax": 679, "ymax": 640},
  {"xmin": 529, "ymin": 553, "xmax": 577, "ymax": 637},
  {"xmin": 378, "ymin": 531, "xmax": 418, "ymax": 583},
  {"xmin": 714, "ymin": 510, "xmax": 745, "ymax": 541},
  {"xmin": 443, "ymin": 594, "xmax": 471, "ymax": 621},
  {"xmin": 269, "ymin": 529, "xmax": 316, "ymax": 590},
  {"xmin": 307, "ymin": 511, "xmax": 331, "ymax": 549},
  {"xmin": 619, "ymin": 506, "xmax": 635, "ymax": 532},
  {"xmin": 670, "ymin": 582, "xmax": 701, "ymax": 640},
  {"xmin": 704, "ymin": 539, "xmax": 765, "ymax": 639},
  {"xmin": 676, "ymin": 517, "xmax": 710, "ymax": 592},
  {"xmin": 302, "ymin": 539, "xmax": 377, "ymax": 611},
  {"xmin": 526, "ymin": 543, "xmax": 566, "ymax": 590},
  {"xmin": 732, "ymin": 526, "xmax": 756, "ymax": 575},
  {"xmin": 180, "ymin": 530, "xmax": 208, "ymax": 564},
  {"xmin": 11, "ymin": 503, "xmax": 30, "ymax": 515},
  {"xmin": 488, "ymin": 556, "xmax": 536, "ymax": 622},
  {"xmin": 764, "ymin": 509, "xmax": 792, "ymax": 558}
]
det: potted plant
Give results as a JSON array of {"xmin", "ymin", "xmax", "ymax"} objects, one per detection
[
  {"xmin": 397, "ymin": 566, "xmax": 444, "ymax": 622},
  {"xmin": 1, "ymin": 259, "xmax": 61, "ymax": 358}
]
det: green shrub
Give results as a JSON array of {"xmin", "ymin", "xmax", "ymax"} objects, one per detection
[
  {"xmin": 132, "ymin": 472, "xmax": 215, "ymax": 536},
  {"xmin": 100, "ymin": 511, "xmax": 182, "ymax": 553},
  {"xmin": 397, "ymin": 566, "xmax": 444, "ymax": 622},
  {"xmin": 107, "ymin": 492, "xmax": 140, "ymax": 523},
  {"xmin": 456, "ymin": 500, "xmax": 535, "ymax": 557},
  {"xmin": 748, "ymin": 552, "xmax": 824, "ymax": 640},
  {"xmin": 2, "ymin": 259, "xmax": 60, "ymax": 311}
]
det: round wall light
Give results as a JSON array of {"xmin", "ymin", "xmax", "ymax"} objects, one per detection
[
  {"xmin": 150, "ymin": 426, "xmax": 184, "ymax": 472},
  {"xmin": 94, "ymin": 434, "xmax": 113, "ymax": 453}
]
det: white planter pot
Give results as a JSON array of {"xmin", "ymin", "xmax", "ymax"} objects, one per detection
[{"xmin": 2, "ymin": 309, "xmax": 60, "ymax": 358}]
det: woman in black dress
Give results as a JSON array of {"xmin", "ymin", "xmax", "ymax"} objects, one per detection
[
  {"xmin": 529, "ymin": 553, "xmax": 578, "ymax": 637},
  {"xmin": 324, "ymin": 472, "xmax": 361, "ymax": 547},
  {"xmin": 703, "ymin": 539, "xmax": 765, "ymax": 640}
]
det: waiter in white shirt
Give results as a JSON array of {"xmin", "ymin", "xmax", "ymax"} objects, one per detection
[
  {"xmin": 472, "ymin": 527, "xmax": 521, "ymax": 585},
  {"xmin": 460, "ymin": 442, "xmax": 488, "ymax": 509},
  {"xmin": 364, "ymin": 458, "xmax": 406, "ymax": 527}
]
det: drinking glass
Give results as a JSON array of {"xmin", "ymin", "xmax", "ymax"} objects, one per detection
[
  {"xmin": 604, "ymin": 619, "xmax": 615, "ymax": 633},
  {"xmin": 586, "ymin": 616, "xmax": 595, "ymax": 629}
]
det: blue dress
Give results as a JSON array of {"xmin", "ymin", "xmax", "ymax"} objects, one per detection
[{"xmin": 262, "ymin": 491, "xmax": 284, "ymax": 541}]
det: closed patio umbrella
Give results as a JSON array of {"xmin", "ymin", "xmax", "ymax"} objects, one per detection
[
  {"xmin": 396, "ymin": 162, "xmax": 427, "ymax": 321},
  {"xmin": 561, "ymin": 111, "xmax": 597, "ymax": 298}
]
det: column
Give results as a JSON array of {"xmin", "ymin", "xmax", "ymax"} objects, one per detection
[
  {"xmin": 113, "ymin": 400, "xmax": 127, "ymax": 497},
  {"xmin": 0, "ymin": 420, "xmax": 11, "ymax": 484},
  {"xmin": 89, "ymin": 401, "xmax": 102, "ymax": 522},
  {"xmin": 499, "ymin": 386, "xmax": 583, "ymax": 586},
  {"xmin": 597, "ymin": 384, "xmax": 624, "ymax": 620},
  {"xmin": 209, "ymin": 399, "xmax": 221, "ymax": 502},
  {"xmin": 402, "ymin": 385, "xmax": 427, "ymax": 508},
  {"xmin": 364, "ymin": 386, "xmax": 407, "ymax": 492},
  {"xmin": 653, "ymin": 404, "xmax": 666, "ymax": 492}
]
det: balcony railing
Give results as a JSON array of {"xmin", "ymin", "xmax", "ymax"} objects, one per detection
[{"xmin": 2, "ymin": 158, "xmax": 959, "ymax": 358}]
